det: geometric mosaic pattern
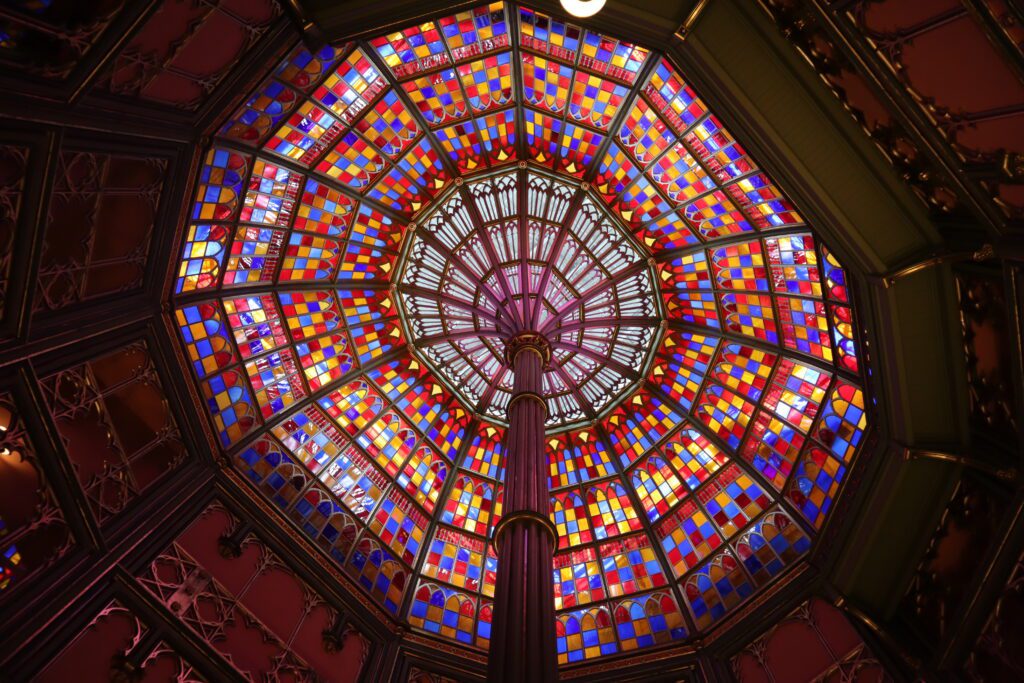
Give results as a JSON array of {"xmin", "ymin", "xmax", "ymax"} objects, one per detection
[{"xmin": 171, "ymin": 1, "xmax": 869, "ymax": 664}]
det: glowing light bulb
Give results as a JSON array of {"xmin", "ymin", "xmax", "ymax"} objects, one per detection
[
  {"xmin": 0, "ymin": 406, "xmax": 12, "ymax": 456},
  {"xmin": 560, "ymin": 0, "xmax": 606, "ymax": 18}
]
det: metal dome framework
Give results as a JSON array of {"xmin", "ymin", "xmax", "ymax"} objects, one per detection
[
  {"xmin": 395, "ymin": 166, "xmax": 662, "ymax": 431},
  {"xmin": 169, "ymin": 0, "xmax": 870, "ymax": 669}
]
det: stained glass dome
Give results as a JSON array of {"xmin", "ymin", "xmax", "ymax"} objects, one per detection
[
  {"xmin": 396, "ymin": 166, "xmax": 661, "ymax": 430},
  {"xmin": 171, "ymin": 1, "xmax": 869, "ymax": 667}
]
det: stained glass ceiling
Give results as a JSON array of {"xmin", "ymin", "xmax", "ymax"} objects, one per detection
[{"xmin": 171, "ymin": 1, "xmax": 869, "ymax": 668}]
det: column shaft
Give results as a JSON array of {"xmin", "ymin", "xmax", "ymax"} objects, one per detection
[{"xmin": 487, "ymin": 340, "xmax": 556, "ymax": 683}]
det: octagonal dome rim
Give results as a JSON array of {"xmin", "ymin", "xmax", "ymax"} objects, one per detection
[{"xmin": 164, "ymin": 0, "xmax": 872, "ymax": 668}]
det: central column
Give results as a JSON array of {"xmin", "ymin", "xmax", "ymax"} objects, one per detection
[{"xmin": 488, "ymin": 332, "xmax": 557, "ymax": 683}]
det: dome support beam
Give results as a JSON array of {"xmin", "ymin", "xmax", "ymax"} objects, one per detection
[{"xmin": 489, "ymin": 332, "xmax": 558, "ymax": 683}]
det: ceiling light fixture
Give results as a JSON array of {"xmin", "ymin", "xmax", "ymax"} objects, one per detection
[{"xmin": 560, "ymin": 0, "xmax": 606, "ymax": 18}]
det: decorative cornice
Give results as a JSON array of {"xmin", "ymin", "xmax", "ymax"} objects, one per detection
[
  {"xmin": 702, "ymin": 561, "xmax": 812, "ymax": 648},
  {"xmin": 560, "ymin": 643, "xmax": 698, "ymax": 679},
  {"xmin": 220, "ymin": 468, "xmax": 397, "ymax": 630},
  {"xmin": 401, "ymin": 630, "xmax": 489, "ymax": 664}
]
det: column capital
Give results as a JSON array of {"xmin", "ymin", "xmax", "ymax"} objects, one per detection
[{"xmin": 503, "ymin": 331, "xmax": 551, "ymax": 367}]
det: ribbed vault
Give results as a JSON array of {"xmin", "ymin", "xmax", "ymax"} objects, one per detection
[{"xmin": 396, "ymin": 166, "xmax": 661, "ymax": 430}]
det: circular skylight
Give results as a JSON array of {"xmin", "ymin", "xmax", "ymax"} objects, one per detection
[{"xmin": 396, "ymin": 167, "xmax": 661, "ymax": 430}]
